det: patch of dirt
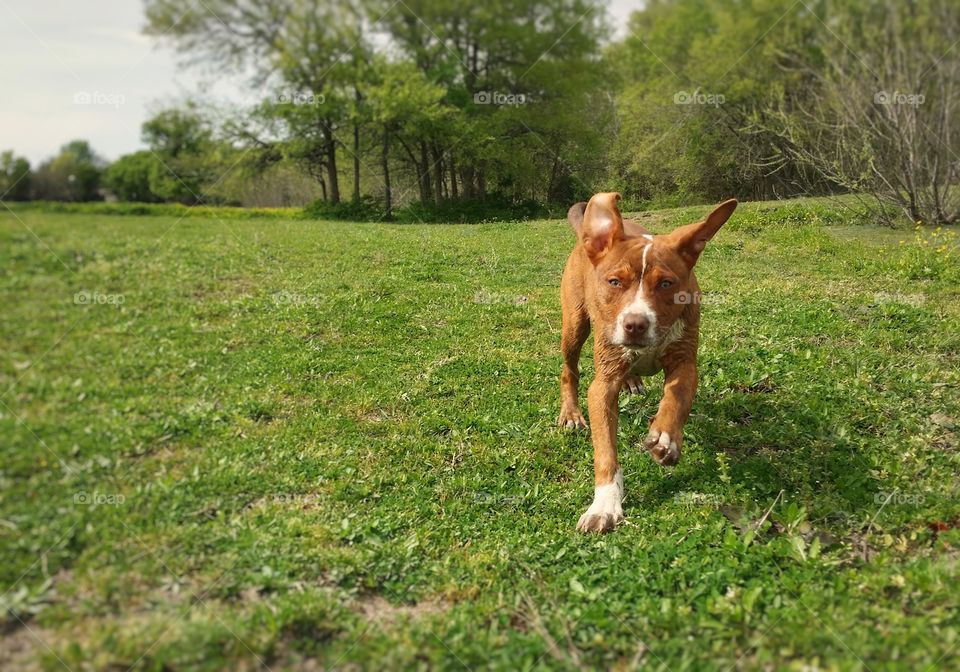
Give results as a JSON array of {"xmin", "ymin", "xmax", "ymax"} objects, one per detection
[
  {"xmin": 0, "ymin": 624, "xmax": 46, "ymax": 672},
  {"xmin": 354, "ymin": 595, "xmax": 448, "ymax": 627}
]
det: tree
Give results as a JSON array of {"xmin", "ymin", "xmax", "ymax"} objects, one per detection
[
  {"xmin": 608, "ymin": 0, "xmax": 822, "ymax": 203},
  {"xmin": 103, "ymin": 151, "xmax": 163, "ymax": 202},
  {"xmin": 0, "ymin": 151, "xmax": 31, "ymax": 201},
  {"xmin": 32, "ymin": 140, "xmax": 104, "ymax": 201},
  {"xmin": 144, "ymin": 0, "xmax": 367, "ymax": 205},
  {"xmin": 365, "ymin": 60, "xmax": 454, "ymax": 217},
  {"xmin": 762, "ymin": 0, "xmax": 960, "ymax": 224},
  {"xmin": 141, "ymin": 106, "xmax": 220, "ymax": 204},
  {"xmin": 374, "ymin": 0, "xmax": 611, "ymax": 203}
]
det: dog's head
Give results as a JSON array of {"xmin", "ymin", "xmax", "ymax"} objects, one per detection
[{"xmin": 577, "ymin": 192, "xmax": 737, "ymax": 349}]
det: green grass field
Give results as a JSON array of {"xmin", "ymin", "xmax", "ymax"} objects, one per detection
[{"xmin": 2, "ymin": 201, "xmax": 959, "ymax": 671}]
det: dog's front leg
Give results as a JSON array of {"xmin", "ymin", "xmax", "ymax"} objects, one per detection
[
  {"xmin": 576, "ymin": 375, "xmax": 624, "ymax": 533},
  {"xmin": 644, "ymin": 359, "xmax": 697, "ymax": 466}
]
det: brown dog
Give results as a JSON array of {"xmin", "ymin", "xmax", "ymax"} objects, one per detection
[{"xmin": 558, "ymin": 192, "xmax": 738, "ymax": 533}]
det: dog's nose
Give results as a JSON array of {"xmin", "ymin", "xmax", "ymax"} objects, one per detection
[{"xmin": 622, "ymin": 313, "xmax": 650, "ymax": 336}]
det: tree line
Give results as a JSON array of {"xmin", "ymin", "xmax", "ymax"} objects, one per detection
[{"xmin": 3, "ymin": 0, "xmax": 958, "ymax": 224}]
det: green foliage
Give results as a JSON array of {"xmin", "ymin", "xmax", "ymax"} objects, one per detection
[
  {"xmin": 0, "ymin": 150, "xmax": 31, "ymax": 201},
  {"xmin": 4, "ymin": 200, "xmax": 298, "ymax": 219},
  {"xmin": 141, "ymin": 106, "xmax": 222, "ymax": 204},
  {"xmin": 2, "ymin": 201, "xmax": 959, "ymax": 669},
  {"xmin": 31, "ymin": 140, "xmax": 105, "ymax": 202},
  {"xmin": 302, "ymin": 195, "xmax": 384, "ymax": 221},
  {"xmin": 102, "ymin": 151, "xmax": 163, "ymax": 203},
  {"xmin": 396, "ymin": 194, "xmax": 554, "ymax": 223}
]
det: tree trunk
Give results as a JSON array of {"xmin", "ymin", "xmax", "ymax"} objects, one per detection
[
  {"xmin": 432, "ymin": 143, "xmax": 444, "ymax": 204},
  {"xmin": 419, "ymin": 141, "xmax": 432, "ymax": 203},
  {"xmin": 461, "ymin": 165, "xmax": 474, "ymax": 199},
  {"xmin": 449, "ymin": 155, "xmax": 458, "ymax": 200},
  {"xmin": 353, "ymin": 89, "xmax": 361, "ymax": 202},
  {"xmin": 322, "ymin": 122, "xmax": 340, "ymax": 205},
  {"xmin": 382, "ymin": 127, "xmax": 392, "ymax": 220}
]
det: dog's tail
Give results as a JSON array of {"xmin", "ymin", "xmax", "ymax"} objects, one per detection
[{"xmin": 566, "ymin": 202, "xmax": 588, "ymax": 235}]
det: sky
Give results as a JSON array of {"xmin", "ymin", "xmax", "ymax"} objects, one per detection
[{"xmin": 0, "ymin": 0, "xmax": 641, "ymax": 166}]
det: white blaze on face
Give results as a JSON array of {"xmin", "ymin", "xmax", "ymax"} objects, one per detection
[{"xmin": 612, "ymin": 243, "xmax": 658, "ymax": 345}]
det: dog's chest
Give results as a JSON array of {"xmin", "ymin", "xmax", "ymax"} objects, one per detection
[
  {"xmin": 620, "ymin": 319, "xmax": 686, "ymax": 377},
  {"xmin": 623, "ymin": 348, "xmax": 664, "ymax": 377}
]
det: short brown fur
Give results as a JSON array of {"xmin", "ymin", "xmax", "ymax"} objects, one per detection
[{"xmin": 559, "ymin": 192, "xmax": 738, "ymax": 533}]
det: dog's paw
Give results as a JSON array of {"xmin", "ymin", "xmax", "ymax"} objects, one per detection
[
  {"xmin": 644, "ymin": 427, "xmax": 681, "ymax": 466},
  {"xmin": 576, "ymin": 473, "xmax": 624, "ymax": 534},
  {"xmin": 576, "ymin": 509, "xmax": 623, "ymax": 533},
  {"xmin": 621, "ymin": 376, "xmax": 644, "ymax": 395},
  {"xmin": 558, "ymin": 405, "xmax": 587, "ymax": 430}
]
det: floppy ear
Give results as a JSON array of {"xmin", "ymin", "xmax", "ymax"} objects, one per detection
[
  {"xmin": 669, "ymin": 198, "xmax": 738, "ymax": 266},
  {"xmin": 580, "ymin": 192, "xmax": 624, "ymax": 264}
]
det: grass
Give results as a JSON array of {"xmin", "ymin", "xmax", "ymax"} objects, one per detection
[{"xmin": 1, "ymin": 200, "xmax": 959, "ymax": 671}]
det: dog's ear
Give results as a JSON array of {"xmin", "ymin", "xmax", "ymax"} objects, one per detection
[
  {"xmin": 580, "ymin": 192, "xmax": 624, "ymax": 264},
  {"xmin": 668, "ymin": 198, "xmax": 737, "ymax": 266},
  {"xmin": 567, "ymin": 202, "xmax": 587, "ymax": 234}
]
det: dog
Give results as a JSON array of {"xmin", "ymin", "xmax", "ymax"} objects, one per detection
[{"xmin": 558, "ymin": 192, "xmax": 738, "ymax": 533}]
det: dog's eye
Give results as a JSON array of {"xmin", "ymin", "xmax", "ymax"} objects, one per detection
[
  {"xmin": 658, "ymin": 279, "xmax": 673, "ymax": 289},
  {"xmin": 608, "ymin": 278, "xmax": 622, "ymax": 288}
]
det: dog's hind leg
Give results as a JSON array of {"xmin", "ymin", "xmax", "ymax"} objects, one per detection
[{"xmin": 621, "ymin": 376, "xmax": 644, "ymax": 395}]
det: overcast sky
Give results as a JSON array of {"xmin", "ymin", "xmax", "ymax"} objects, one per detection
[{"xmin": 0, "ymin": 0, "xmax": 640, "ymax": 166}]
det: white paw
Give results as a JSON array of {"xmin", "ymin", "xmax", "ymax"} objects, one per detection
[
  {"xmin": 576, "ymin": 469, "xmax": 624, "ymax": 533},
  {"xmin": 644, "ymin": 428, "xmax": 680, "ymax": 466}
]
